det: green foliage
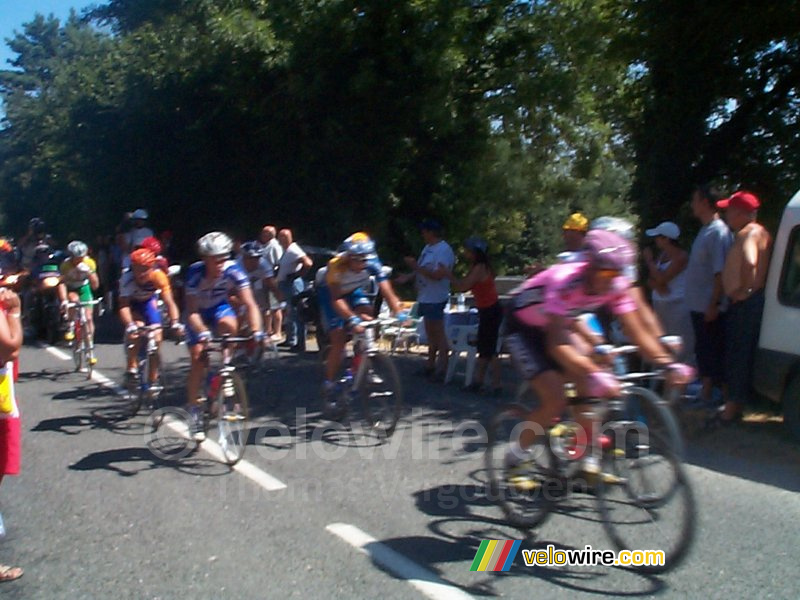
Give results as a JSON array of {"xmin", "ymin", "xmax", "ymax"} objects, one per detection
[{"xmin": 1, "ymin": 0, "xmax": 796, "ymax": 270}]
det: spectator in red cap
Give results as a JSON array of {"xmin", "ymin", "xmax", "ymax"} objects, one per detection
[{"xmin": 718, "ymin": 190, "xmax": 772, "ymax": 422}]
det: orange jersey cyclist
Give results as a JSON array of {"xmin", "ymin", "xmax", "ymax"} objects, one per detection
[
  {"xmin": 118, "ymin": 248, "xmax": 182, "ymax": 387},
  {"xmin": 316, "ymin": 232, "xmax": 407, "ymax": 413}
]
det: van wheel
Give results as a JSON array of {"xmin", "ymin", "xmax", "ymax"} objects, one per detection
[{"xmin": 783, "ymin": 374, "xmax": 800, "ymax": 443}]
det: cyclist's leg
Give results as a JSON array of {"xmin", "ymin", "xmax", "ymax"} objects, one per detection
[
  {"xmin": 141, "ymin": 297, "xmax": 162, "ymax": 383},
  {"xmin": 186, "ymin": 309, "xmax": 215, "ymax": 406},
  {"xmin": 318, "ymin": 285, "xmax": 348, "ymax": 382}
]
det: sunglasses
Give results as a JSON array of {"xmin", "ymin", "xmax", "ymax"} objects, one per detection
[{"xmin": 595, "ymin": 268, "xmax": 621, "ymax": 280}]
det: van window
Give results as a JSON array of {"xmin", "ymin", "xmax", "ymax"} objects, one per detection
[{"xmin": 779, "ymin": 226, "xmax": 800, "ymax": 307}]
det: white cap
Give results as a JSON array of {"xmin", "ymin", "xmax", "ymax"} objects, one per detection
[
  {"xmin": 645, "ymin": 221, "xmax": 680, "ymax": 240},
  {"xmin": 132, "ymin": 209, "xmax": 149, "ymax": 220}
]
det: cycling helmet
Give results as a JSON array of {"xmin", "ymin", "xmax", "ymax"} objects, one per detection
[
  {"xmin": 240, "ymin": 241, "xmax": 264, "ymax": 258},
  {"xmin": 140, "ymin": 236, "xmax": 162, "ymax": 255},
  {"xmin": 130, "ymin": 248, "xmax": 156, "ymax": 267},
  {"xmin": 464, "ymin": 236, "xmax": 488, "ymax": 255},
  {"xmin": 131, "ymin": 208, "xmax": 149, "ymax": 220},
  {"xmin": 589, "ymin": 216, "xmax": 635, "ymax": 241},
  {"xmin": 582, "ymin": 229, "xmax": 635, "ymax": 271},
  {"xmin": 341, "ymin": 232, "xmax": 376, "ymax": 258},
  {"xmin": 67, "ymin": 240, "xmax": 89, "ymax": 258},
  {"xmin": 197, "ymin": 231, "xmax": 233, "ymax": 257}
]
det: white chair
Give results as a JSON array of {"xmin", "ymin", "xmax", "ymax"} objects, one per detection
[{"xmin": 445, "ymin": 323, "xmax": 479, "ymax": 386}]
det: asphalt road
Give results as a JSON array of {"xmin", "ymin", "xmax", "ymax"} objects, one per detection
[{"xmin": 2, "ymin": 314, "xmax": 799, "ymax": 599}]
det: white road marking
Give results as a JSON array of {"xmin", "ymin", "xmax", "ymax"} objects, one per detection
[
  {"xmin": 40, "ymin": 342, "xmax": 287, "ymax": 491},
  {"xmin": 326, "ymin": 523, "xmax": 476, "ymax": 600}
]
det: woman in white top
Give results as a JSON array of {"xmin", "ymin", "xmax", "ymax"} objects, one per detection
[{"xmin": 644, "ymin": 221, "xmax": 694, "ymax": 363}]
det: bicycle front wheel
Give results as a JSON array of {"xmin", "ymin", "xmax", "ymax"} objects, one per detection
[
  {"xmin": 358, "ymin": 354, "xmax": 402, "ymax": 438},
  {"xmin": 608, "ymin": 386, "xmax": 684, "ymax": 459},
  {"xmin": 597, "ymin": 432, "xmax": 696, "ymax": 574},
  {"xmin": 215, "ymin": 371, "xmax": 249, "ymax": 465},
  {"xmin": 71, "ymin": 331, "xmax": 83, "ymax": 372},
  {"xmin": 84, "ymin": 332, "xmax": 93, "ymax": 380}
]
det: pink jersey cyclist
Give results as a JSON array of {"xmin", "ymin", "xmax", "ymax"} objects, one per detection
[{"xmin": 511, "ymin": 261, "xmax": 636, "ymax": 329}]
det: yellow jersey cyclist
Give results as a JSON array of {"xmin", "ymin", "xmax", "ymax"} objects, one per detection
[
  {"xmin": 503, "ymin": 229, "xmax": 695, "ymax": 486},
  {"xmin": 58, "ymin": 241, "xmax": 100, "ymax": 361},
  {"xmin": 316, "ymin": 232, "xmax": 408, "ymax": 413},
  {"xmin": 184, "ymin": 232, "xmax": 263, "ymax": 440},
  {"xmin": 118, "ymin": 248, "xmax": 182, "ymax": 386}
]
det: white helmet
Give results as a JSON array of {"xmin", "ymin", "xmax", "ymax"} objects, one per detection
[
  {"xmin": 589, "ymin": 216, "xmax": 636, "ymax": 241},
  {"xmin": 67, "ymin": 240, "xmax": 88, "ymax": 258},
  {"xmin": 197, "ymin": 231, "xmax": 233, "ymax": 257},
  {"xmin": 131, "ymin": 208, "xmax": 149, "ymax": 220}
]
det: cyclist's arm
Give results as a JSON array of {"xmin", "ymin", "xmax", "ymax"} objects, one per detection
[
  {"xmin": 617, "ymin": 310, "xmax": 672, "ymax": 367},
  {"xmin": 545, "ymin": 315, "xmax": 602, "ymax": 378},
  {"xmin": 377, "ymin": 279, "xmax": 403, "ymax": 314},
  {"xmin": 185, "ymin": 294, "xmax": 208, "ymax": 336},
  {"xmin": 237, "ymin": 285, "xmax": 263, "ymax": 334},
  {"xmin": 160, "ymin": 287, "xmax": 181, "ymax": 324},
  {"xmin": 56, "ymin": 282, "xmax": 68, "ymax": 304},
  {"xmin": 117, "ymin": 297, "xmax": 135, "ymax": 329}
]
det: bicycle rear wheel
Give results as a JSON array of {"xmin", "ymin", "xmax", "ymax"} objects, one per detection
[
  {"xmin": 215, "ymin": 371, "xmax": 249, "ymax": 465},
  {"xmin": 484, "ymin": 404, "xmax": 555, "ymax": 530},
  {"xmin": 72, "ymin": 323, "xmax": 83, "ymax": 371},
  {"xmin": 597, "ymin": 432, "xmax": 696, "ymax": 574},
  {"xmin": 358, "ymin": 353, "xmax": 402, "ymax": 438}
]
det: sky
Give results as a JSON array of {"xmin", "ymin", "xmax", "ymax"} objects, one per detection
[{"xmin": 0, "ymin": 0, "xmax": 90, "ymax": 69}]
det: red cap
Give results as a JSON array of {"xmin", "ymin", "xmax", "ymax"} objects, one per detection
[{"xmin": 717, "ymin": 191, "xmax": 760, "ymax": 212}]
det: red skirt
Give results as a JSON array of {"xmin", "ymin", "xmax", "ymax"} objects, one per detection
[{"xmin": 0, "ymin": 417, "xmax": 21, "ymax": 475}]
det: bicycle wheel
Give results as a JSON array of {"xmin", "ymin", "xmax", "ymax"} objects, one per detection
[
  {"xmin": 84, "ymin": 331, "xmax": 93, "ymax": 380},
  {"xmin": 607, "ymin": 386, "xmax": 684, "ymax": 459},
  {"xmin": 71, "ymin": 325, "xmax": 83, "ymax": 372},
  {"xmin": 596, "ymin": 433, "xmax": 696, "ymax": 574},
  {"xmin": 215, "ymin": 371, "xmax": 249, "ymax": 465},
  {"xmin": 147, "ymin": 360, "xmax": 171, "ymax": 430},
  {"xmin": 484, "ymin": 403, "xmax": 556, "ymax": 530},
  {"xmin": 358, "ymin": 353, "xmax": 402, "ymax": 438}
]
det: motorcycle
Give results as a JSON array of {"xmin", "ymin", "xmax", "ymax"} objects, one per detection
[{"xmin": 28, "ymin": 256, "xmax": 66, "ymax": 344}]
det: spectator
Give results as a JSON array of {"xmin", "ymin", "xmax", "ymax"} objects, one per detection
[
  {"xmin": 561, "ymin": 212, "xmax": 589, "ymax": 253},
  {"xmin": 448, "ymin": 237, "xmax": 503, "ymax": 394},
  {"xmin": 400, "ymin": 219, "xmax": 455, "ymax": 381},
  {"xmin": 0, "ymin": 287, "xmax": 24, "ymax": 583},
  {"xmin": 276, "ymin": 229, "xmax": 312, "ymax": 352},
  {"xmin": 685, "ymin": 186, "xmax": 733, "ymax": 405},
  {"xmin": 123, "ymin": 209, "xmax": 154, "ymax": 253},
  {"xmin": 643, "ymin": 221, "xmax": 694, "ymax": 363},
  {"xmin": 719, "ymin": 191, "xmax": 773, "ymax": 422},
  {"xmin": 259, "ymin": 226, "xmax": 284, "ymax": 340}
]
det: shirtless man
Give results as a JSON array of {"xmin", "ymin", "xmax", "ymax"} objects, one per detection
[{"xmin": 718, "ymin": 191, "xmax": 772, "ymax": 421}]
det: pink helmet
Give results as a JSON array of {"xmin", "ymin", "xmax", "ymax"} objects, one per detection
[{"xmin": 582, "ymin": 229, "xmax": 635, "ymax": 271}]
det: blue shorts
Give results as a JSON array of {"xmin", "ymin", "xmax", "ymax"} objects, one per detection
[
  {"xmin": 130, "ymin": 297, "xmax": 161, "ymax": 326},
  {"xmin": 418, "ymin": 302, "xmax": 447, "ymax": 321},
  {"xmin": 317, "ymin": 285, "xmax": 371, "ymax": 331},
  {"xmin": 186, "ymin": 302, "xmax": 237, "ymax": 346}
]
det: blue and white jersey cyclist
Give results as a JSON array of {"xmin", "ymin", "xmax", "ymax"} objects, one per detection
[
  {"xmin": 184, "ymin": 231, "xmax": 264, "ymax": 440},
  {"xmin": 317, "ymin": 232, "xmax": 408, "ymax": 412}
]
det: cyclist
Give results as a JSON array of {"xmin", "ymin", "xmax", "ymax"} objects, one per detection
[
  {"xmin": 139, "ymin": 236, "xmax": 170, "ymax": 273},
  {"xmin": 184, "ymin": 232, "xmax": 263, "ymax": 440},
  {"xmin": 58, "ymin": 241, "xmax": 100, "ymax": 361},
  {"xmin": 503, "ymin": 229, "xmax": 693, "ymax": 486},
  {"xmin": 118, "ymin": 248, "xmax": 182, "ymax": 386},
  {"xmin": 316, "ymin": 232, "xmax": 407, "ymax": 414}
]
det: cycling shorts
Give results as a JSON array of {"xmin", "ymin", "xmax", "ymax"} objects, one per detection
[
  {"xmin": 130, "ymin": 297, "xmax": 162, "ymax": 327},
  {"xmin": 317, "ymin": 284, "xmax": 371, "ymax": 331},
  {"xmin": 185, "ymin": 302, "xmax": 237, "ymax": 346},
  {"xmin": 504, "ymin": 315, "xmax": 563, "ymax": 380}
]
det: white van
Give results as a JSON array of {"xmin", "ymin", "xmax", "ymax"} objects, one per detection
[{"xmin": 754, "ymin": 189, "xmax": 800, "ymax": 440}]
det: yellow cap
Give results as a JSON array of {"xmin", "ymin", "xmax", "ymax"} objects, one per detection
[{"xmin": 562, "ymin": 213, "xmax": 589, "ymax": 232}]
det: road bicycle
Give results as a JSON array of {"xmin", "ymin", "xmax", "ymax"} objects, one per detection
[
  {"xmin": 123, "ymin": 324, "xmax": 178, "ymax": 427},
  {"xmin": 486, "ymin": 344, "xmax": 695, "ymax": 574},
  {"xmin": 323, "ymin": 319, "xmax": 404, "ymax": 438},
  {"xmin": 66, "ymin": 298, "xmax": 103, "ymax": 379}
]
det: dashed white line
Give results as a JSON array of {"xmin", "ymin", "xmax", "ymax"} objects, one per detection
[
  {"xmin": 41, "ymin": 343, "xmax": 287, "ymax": 491},
  {"xmin": 326, "ymin": 522, "xmax": 476, "ymax": 600}
]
